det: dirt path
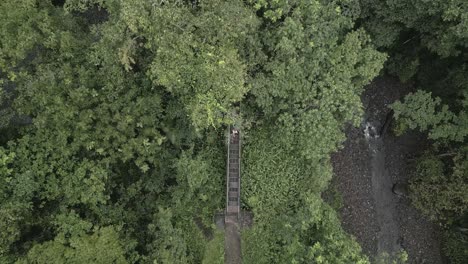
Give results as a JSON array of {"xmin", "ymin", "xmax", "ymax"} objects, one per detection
[
  {"xmin": 331, "ymin": 76, "xmax": 444, "ymax": 263},
  {"xmin": 224, "ymin": 216, "xmax": 241, "ymax": 264}
]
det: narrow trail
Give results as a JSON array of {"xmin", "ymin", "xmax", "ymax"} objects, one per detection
[{"xmin": 224, "ymin": 216, "xmax": 241, "ymax": 264}]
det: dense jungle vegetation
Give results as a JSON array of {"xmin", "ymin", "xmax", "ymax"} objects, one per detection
[{"xmin": 0, "ymin": 0, "xmax": 466, "ymax": 263}]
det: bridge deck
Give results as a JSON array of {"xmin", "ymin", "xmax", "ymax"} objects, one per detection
[
  {"xmin": 225, "ymin": 126, "xmax": 241, "ymax": 264},
  {"xmin": 226, "ymin": 127, "xmax": 240, "ymax": 215}
]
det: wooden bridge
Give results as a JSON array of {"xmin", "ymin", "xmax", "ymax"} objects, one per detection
[
  {"xmin": 225, "ymin": 125, "xmax": 241, "ymax": 264},
  {"xmin": 226, "ymin": 126, "xmax": 241, "ymax": 216}
]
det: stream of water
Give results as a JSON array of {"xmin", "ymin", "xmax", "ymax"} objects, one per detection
[{"xmin": 363, "ymin": 121, "xmax": 402, "ymax": 256}]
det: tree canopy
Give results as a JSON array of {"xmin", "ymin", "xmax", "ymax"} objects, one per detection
[
  {"xmin": 0, "ymin": 0, "xmax": 386, "ymax": 262},
  {"xmin": 3, "ymin": 0, "xmax": 466, "ymax": 263}
]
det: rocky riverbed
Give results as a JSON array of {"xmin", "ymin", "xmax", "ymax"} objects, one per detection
[{"xmin": 331, "ymin": 76, "xmax": 445, "ymax": 263}]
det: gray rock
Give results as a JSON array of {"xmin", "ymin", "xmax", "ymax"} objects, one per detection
[{"xmin": 392, "ymin": 183, "xmax": 409, "ymax": 198}]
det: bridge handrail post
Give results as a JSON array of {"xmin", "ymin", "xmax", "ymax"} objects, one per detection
[{"xmin": 226, "ymin": 125, "xmax": 231, "ymax": 214}]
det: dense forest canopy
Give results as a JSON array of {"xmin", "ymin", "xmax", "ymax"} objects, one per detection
[{"xmin": 0, "ymin": 0, "xmax": 466, "ymax": 263}]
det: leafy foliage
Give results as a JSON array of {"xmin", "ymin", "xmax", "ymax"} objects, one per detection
[
  {"xmin": 361, "ymin": 0, "xmax": 468, "ymax": 56},
  {"xmin": 0, "ymin": 0, "xmax": 238, "ymax": 262},
  {"xmin": 409, "ymin": 154, "xmax": 468, "ymax": 222},
  {"xmin": 202, "ymin": 230, "xmax": 224, "ymax": 264},
  {"xmin": 391, "ymin": 90, "xmax": 468, "ymax": 226},
  {"xmin": 374, "ymin": 250, "xmax": 408, "ymax": 264},
  {"xmin": 443, "ymin": 229, "xmax": 468, "ymax": 264},
  {"xmin": 17, "ymin": 226, "xmax": 128, "ymax": 264},
  {"xmin": 0, "ymin": 0, "xmax": 387, "ymax": 263},
  {"xmin": 0, "ymin": 86, "xmax": 14, "ymax": 129},
  {"xmin": 391, "ymin": 90, "xmax": 467, "ymax": 142},
  {"xmin": 239, "ymin": 0, "xmax": 385, "ymax": 262},
  {"xmin": 242, "ymin": 192, "xmax": 369, "ymax": 263}
]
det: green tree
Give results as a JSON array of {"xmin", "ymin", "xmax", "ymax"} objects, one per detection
[
  {"xmin": 238, "ymin": 0, "xmax": 385, "ymax": 262},
  {"xmin": 0, "ymin": 0, "xmax": 256, "ymax": 262},
  {"xmin": 0, "ymin": 86, "xmax": 14, "ymax": 129},
  {"xmin": 409, "ymin": 154, "xmax": 468, "ymax": 222},
  {"xmin": 391, "ymin": 91, "xmax": 468, "ymax": 222},
  {"xmin": 18, "ymin": 226, "xmax": 128, "ymax": 264},
  {"xmin": 360, "ymin": 0, "xmax": 468, "ymax": 81},
  {"xmin": 391, "ymin": 90, "xmax": 468, "ymax": 142},
  {"xmin": 0, "ymin": 0, "xmax": 386, "ymax": 262}
]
